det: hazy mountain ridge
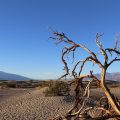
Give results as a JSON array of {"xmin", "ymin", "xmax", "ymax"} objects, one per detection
[
  {"xmin": 0, "ymin": 71, "xmax": 30, "ymax": 80},
  {"xmin": 0, "ymin": 71, "xmax": 120, "ymax": 81},
  {"xmin": 95, "ymin": 72, "xmax": 120, "ymax": 81}
]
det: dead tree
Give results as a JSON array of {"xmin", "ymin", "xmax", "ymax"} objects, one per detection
[{"xmin": 50, "ymin": 32, "xmax": 120, "ymax": 120}]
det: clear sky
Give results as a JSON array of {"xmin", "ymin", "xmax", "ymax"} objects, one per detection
[{"xmin": 0, "ymin": 0, "xmax": 120, "ymax": 79}]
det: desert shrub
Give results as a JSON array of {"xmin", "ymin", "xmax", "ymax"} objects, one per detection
[
  {"xmin": 44, "ymin": 81, "xmax": 70, "ymax": 96},
  {"xmin": 36, "ymin": 80, "xmax": 51, "ymax": 88},
  {"xmin": 7, "ymin": 82, "xmax": 16, "ymax": 88}
]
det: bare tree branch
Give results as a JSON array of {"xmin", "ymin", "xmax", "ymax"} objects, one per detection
[
  {"xmin": 51, "ymin": 31, "xmax": 120, "ymax": 119},
  {"xmin": 96, "ymin": 33, "xmax": 108, "ymax": 65},
  {"xmin": 107, "ymin": 57, "xmax": 120, "ymax": 67},
  {"xmin": 105, "ymin": 48, "xmax": 120, "ymax": 55}
]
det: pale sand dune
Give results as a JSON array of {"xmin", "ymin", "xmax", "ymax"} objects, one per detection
[{"xmin": 0, "ymin": 88, "xmax": 73, "ymax": 120}]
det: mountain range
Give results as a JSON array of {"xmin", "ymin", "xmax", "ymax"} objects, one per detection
[
  {"xmin": 0, "ymin": 71, "xmax": 30, "ymax": 80},
  {"xmin": 95, "ymin": 72, "xmax": 120, "ymax": 81},
  {"xmin": 0, "ymin": 71, "xmax": 120, "ymax": 81}
]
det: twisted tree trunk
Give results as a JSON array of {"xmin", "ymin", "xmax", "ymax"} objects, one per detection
[
  {"xmin": 101, "ymin": 68, "xmax": 120, "ymax": 115},
  {"xmin": 51, "ymin": 31, "xmax": 120, "ymax": 119}
]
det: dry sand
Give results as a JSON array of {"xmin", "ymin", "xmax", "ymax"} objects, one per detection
[
  {"xmin": 0, "ymin": 87, "xmax": 120, "ymax": 120},
  {"xmin": 0, "ymin": 88, "xmax": 73, "ymax": 120}
]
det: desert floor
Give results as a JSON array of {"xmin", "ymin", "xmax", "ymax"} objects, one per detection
[
  {"xmin": 0, "ymin": 88, "xmax": 73, "ymax": 120},
  {"xmin": 0, "ymin": 87, "xmax": 120, "ymax": 120}
]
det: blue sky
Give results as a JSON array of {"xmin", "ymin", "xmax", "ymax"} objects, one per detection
[{"xmin": 0, "ymin": 0, "xmax": 120, "ymax": 79}]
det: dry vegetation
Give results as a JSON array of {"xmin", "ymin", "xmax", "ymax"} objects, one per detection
[
  {"xmin": 44, "ymin": 81, "xmax": 70, "ymax": 96},
  {"xmin": 50, "ymin": 31, "xmax": 120, "ymax": 119}
]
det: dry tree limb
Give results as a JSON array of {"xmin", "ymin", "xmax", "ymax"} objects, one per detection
[
  {"xmin": 58, "ymin": 46, "xmax": 75, "ymax": 80},
  {"xmin": 96, "ymin": 33, "xmax": 108, "ymax": 64},
  {"xmin": 107, "ymin": 57, "xmax": 120, "ymax": 67},
  {"xmin": 50, "ymin": 31, "xmax": 120, "ymax": 119},
  {"xmin": 88, "ymin": 115, "xmax": 120, "ymax": 120},
  {"xmin": 93, "ymin": 34, "xmax": 120, "ymax": 115}
]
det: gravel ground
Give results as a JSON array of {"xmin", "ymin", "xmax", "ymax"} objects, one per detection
[{"xmin": 0, "ymin": 88, "xmax": 73, "ymax": 120}]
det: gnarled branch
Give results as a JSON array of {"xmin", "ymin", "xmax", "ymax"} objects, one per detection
[{"xmin": 51, "ymin": 31, "xmax": 120, "ymax": 119}]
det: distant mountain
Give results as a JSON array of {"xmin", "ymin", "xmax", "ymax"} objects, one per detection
[
  {"xmin": 95, "ymin": 72, "xmax": 120, "ymax": 81},
  {"xmin": 0, "ymin": 71, "xmax": 120, "ymax": 81},
  {"xmin": 0, "ymin": 71, "xmax": 31, "ymax": 80}
]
